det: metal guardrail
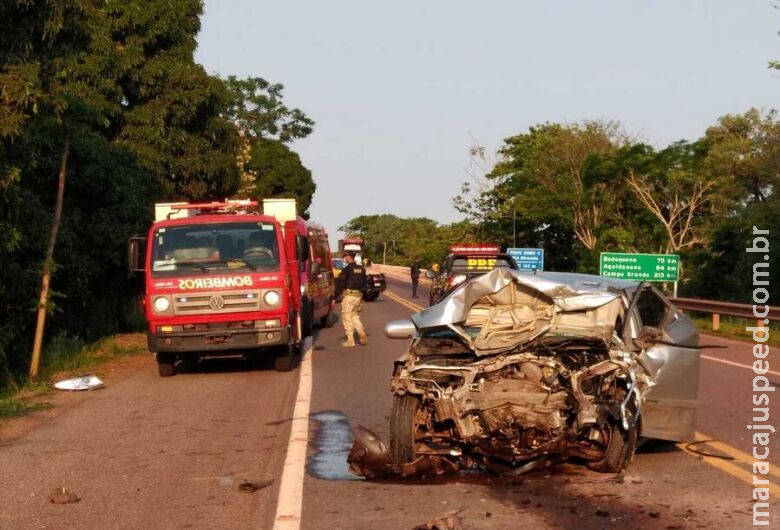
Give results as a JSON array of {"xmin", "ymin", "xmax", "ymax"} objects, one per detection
[{"xmin": 671, "ymin": 297, "xmax": 778, "ymax": 331}]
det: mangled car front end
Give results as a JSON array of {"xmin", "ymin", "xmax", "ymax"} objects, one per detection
[{"xmin": 349, "ymin": 268, "xmax": 699, "ymax": 478}]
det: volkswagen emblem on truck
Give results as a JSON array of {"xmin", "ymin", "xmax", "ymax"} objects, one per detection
[{"xmin": 208, "ymin": 295, "xmax": 225, "ymax": 311}]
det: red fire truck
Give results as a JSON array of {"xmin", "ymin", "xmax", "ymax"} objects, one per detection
[{"xmin": 129, "ymin": 199, "xmax": 330, "ymax": 376}]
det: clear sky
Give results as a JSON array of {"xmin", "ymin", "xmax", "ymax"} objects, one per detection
[{"xmin": 195, "ymin": 0, "xmax": 779, "ymax": 240}]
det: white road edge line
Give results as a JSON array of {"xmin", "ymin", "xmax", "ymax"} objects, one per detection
[
  {"xmin": 702, "ymin": 354, "xmax": 780, "ymax": 377},
  {"xmin": 272, "ymin": 336, "xmax": 313, "ymax": 530}
]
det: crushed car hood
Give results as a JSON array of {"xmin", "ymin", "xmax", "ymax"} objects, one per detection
[{"xmin": 411, "ymin": 268, "xmax": 632, "ymax": 356}]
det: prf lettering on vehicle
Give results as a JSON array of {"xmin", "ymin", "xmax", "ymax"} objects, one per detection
[
  {"xmin": 467, "ymin": 258, "xmax": 496, "ymax": 269},
  {"xmin": 178, "ymin": 276, "xmax": 254, "ymax": 289}
]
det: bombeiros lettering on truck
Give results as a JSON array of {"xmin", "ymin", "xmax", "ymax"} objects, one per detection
[
  {"xmin": 177, "ymin": 276, "xmax": 254, "ymax": 289},
  {"xmin": 128, "ymin": 198, "xmax": 335, "ymax": 377}
]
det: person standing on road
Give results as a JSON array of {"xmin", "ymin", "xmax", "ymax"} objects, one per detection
[
  {"xmin": 333, "ymin": 251, "xmax": 368, "ymax": 347},
  {"xmin": 410, "ymin": 258, "xmax": 421, "ymax": 298}
]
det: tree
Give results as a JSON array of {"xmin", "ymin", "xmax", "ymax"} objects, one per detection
[
  {"xmin": 340, "ymin": 214, "xmax": 403, "ymax": 264},
  {"xmin": 339, "ymin": 214, "xmax": 471, "ymax": 266},
  {"xmin": 224, "ymin": 76, "xmax": 316, "ymax": 211},
  {"xmin": 0, "ymin": 0, "xmax": 247, "ymax": 383},
  {"xmin": 491, "ymin": 121, "xmax": 622, "ymax": 251},
  {"xmin": 109, "ymin": 0, "xmax": 241, "ymax": 200},
  {"xmin": 703, "ymin": 109, "xmax": 780, "ymax": 206},
  {"xmin": 626, "ymin": 140, "xmax": 717, "ymax": 254},
  {"xmin": 223, "ymin": 76, "xmax": 314, "ymax": 142},
  {"xmin": 454, "ymin": 121, "xmax": 625, "ymax": 272},
  {"xmin": 0, "ymin": 0, "xmax": 113, "ymax": 379},
  {"xmin": 686, "ymin": 109, "xmax": 780, "ymax": 300},
  {"xmin": 245, "ymin": 137, "xmax": 316, "ymax": 216}
]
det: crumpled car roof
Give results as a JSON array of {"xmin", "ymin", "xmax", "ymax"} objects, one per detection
[{"xmin": 411, "ymin": 267, "xmax": 635, "ymax": 330}]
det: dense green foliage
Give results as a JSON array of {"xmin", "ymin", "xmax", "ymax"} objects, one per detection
[
  {"xmin": 227, "ymin": 76, "xmax": 316, "ymax": 216},
  {"xmin": 339, "ymin": 215, "xmax": 477, "ymax": 267},
  {"xmin": 345, "ymin": 109, "xmax": 779, "ymax": 303},
  {"xmin": 0, "ymin": 0, "xmax": 315, "ymax": 387}
]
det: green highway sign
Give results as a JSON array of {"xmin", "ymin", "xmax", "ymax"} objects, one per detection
[{"xmin": 599, "ymin": 252, "xmax": 679, "ymax": 282}]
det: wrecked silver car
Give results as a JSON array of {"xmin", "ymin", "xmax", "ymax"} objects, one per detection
[{"xmin": 349, "ymin": 268, "xmax": 700, "ymax": 477}]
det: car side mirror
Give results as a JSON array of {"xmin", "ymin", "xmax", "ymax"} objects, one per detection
[
  {"xmin": 425, "ymin": 270, "xmax": 436, "ymax": 279},
  {"xmin": 128, "ymin": 236, "xmax": 146, "ymax": 272},
  {"xmin": 384, "ymin": 319, "xmax": 416, "ymax": 339},
  {"xmin": 296, "ymin": 235, "xmax": 309, "ymax": 262}
]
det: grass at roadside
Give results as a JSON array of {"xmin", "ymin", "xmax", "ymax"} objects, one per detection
[
  {"xmin": 687, "ymin": 313, "xmax": 780, "ymax": 346},
  {"xmin": 0, "ymin": 333, "xmax": 147, "ymax": 422}
]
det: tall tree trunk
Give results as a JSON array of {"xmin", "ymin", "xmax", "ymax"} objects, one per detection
[
  {"xmin": 29, "ymin": 136, "xmax": 69, "ymax": 380},
  {"xmin": 383, "ymin": 241, "xmax": 387, "ymax": 265}
]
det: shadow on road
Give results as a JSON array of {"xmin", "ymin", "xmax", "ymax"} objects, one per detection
[{"xmin": 636, "ymin": 439, "xmax": 682, "ymax": 455}]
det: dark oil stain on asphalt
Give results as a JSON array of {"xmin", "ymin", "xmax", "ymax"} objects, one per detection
[
  {"xmin": 307, "ymin": 410, "xmax": 362, "ymax": 481},
  {"xmin": 305, "ymin": 410, "xmax": 588, "ymax": 485}
]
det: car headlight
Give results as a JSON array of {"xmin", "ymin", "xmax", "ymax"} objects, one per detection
[
  {"xmin": 264, "ymin": 290, "xmax": 281, "ymax": 306},
  {"xmin": 153, "ymin": 296, "xmax": 170, "ymax": 313}
]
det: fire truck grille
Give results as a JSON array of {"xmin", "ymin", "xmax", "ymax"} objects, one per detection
[{"xmin": 173, "ymin": 291, "xmax": 262, "ymax": 315}]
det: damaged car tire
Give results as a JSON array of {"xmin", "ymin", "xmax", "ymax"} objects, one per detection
[
  {"xmin": 389, "ymin": 394, "xmax": 422, "ymax": 464},
  {"xmin": 588, "ymin": 419, "xmax": 639, "ymax": 473}
]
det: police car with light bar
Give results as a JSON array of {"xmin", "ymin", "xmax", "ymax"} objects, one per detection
[{"xmin": 427, "ymin": 244, "xmax": 520, "ymax": 306}]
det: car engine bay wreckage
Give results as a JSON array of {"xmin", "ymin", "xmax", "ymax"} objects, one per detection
[{"xmin": 348, "ymin": 267, "xmax": 700, "ymax": 479}]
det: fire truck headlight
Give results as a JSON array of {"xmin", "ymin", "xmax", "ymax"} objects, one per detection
[
  {"xmin": 263, "ymin": 290, "xmax": 281, "ymax": 307},
  {"xmin": 153, "ymin": 296, "xmax": 171, "ymax": 313}
]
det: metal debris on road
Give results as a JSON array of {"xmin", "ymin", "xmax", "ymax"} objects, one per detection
[
  {"xmin": 683, "ymin": 439, "xmax": 735, "ymax": 460},
  {"xmin": 411, "ymin": 509, "xmax": 464, "ymax": 530},
  {"xmin": 49, "ymin": 487, "xmax": 80, "ymax": 504},
  {"xmin": 237, "ymin": 477, "xmax": 274, "ymax": 493},
  {"xmin": 53, "ymin": 375, "xmax": 105, "ymax": 391}
]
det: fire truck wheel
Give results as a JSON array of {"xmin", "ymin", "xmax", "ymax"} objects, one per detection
[
  {"xmin": 274, "ymin": 344, "xmax": 296, "ymax": 372},
  {"xmin": 157, "ymin": 354, "xmax": 176, "ymax": 377}
]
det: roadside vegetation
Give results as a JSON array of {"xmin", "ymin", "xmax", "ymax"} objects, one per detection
[
  {"xmin": 0, "ymin": 333, "xmax": 147, "ymax": 422},
  {"xmin": 343, "ymin": 110, "xmax": 779, "ymax": 308},
  {"xmin": 0, "ymin": 1, "xmax": 316, "ymax": 391},
  {"xmin": 688, "ymin": 315, "xmax": 780, "ymax": 347}
]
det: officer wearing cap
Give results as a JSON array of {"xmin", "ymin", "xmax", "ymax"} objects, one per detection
[{"xmin": 333, "ymin": 251, "xmax": 368, "ymax": 347}]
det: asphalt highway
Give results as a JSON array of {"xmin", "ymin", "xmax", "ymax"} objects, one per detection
[{"xmin": 0, "ymin": 275, "xmax": 775, "ymax": 529}]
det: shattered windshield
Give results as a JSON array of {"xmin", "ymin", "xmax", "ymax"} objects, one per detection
[{"xmin": 151, "ymin": 221, "xmax": 280, "ymax": 277}]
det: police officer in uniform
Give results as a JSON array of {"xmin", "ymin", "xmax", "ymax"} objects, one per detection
[
  {"xmin": 333, "ymin": 251, "xmax": 368, "ymax": 347},
  {"xmin": 410, "ymin": 258, "xmax": 421, "ymax": 298}
]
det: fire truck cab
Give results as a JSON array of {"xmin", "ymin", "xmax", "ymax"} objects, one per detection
[{"xmin": 129, "ymin": 199, "xmax": 328, "ymax": 376}]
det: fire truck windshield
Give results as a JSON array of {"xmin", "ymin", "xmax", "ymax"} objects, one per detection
[{"xmin": 151, "ymin": 221, "xmax": 280, "ymax": 276}]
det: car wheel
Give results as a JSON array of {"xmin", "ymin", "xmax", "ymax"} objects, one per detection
[
  {"xmin": 157, "ymin": 353, "xmax": 175, "ymax": 377},
  {"xmin": 389, "ymin": 394, "xmax": 422, "ymax": 464},
  {"xmin": 274, "ymin": 343, "xmax": 296, "ymax": 372},
  {"xmin": 588, "ymin": 418, "xmax": 639, "ymax": 473}
]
